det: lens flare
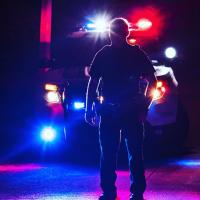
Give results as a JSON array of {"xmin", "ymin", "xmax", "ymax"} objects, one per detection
[
  {"xmin": 86, "ymin": 15, "xmax": 110, "ymax": 32},
  {"xmin": 157, "ymin": 81, "xmax": 163, "ymax": 88},
  {"xmin": 73, "ymin": 102, "xmax": 85, "ymax": 110},
  {"xmin": 152, "ymin": 89, "xmax": 161, "ymax": 100},
  {"xmin": 45, "ymin": 84, "xmax": 58, "ymax": 91},
  {"xmin": 45, "ymin": 91, "xmax": 60, "ymax": 104},
  {"xmin": 165, "ymin": 47, "xmax": 177, "ymax": 59},
  {"xmin": 152, "ymin": 81, "xmax": 166, "ymax": 100},
  {"xmin": 41, "ymin": 127, "xmax": 56, "ymax": 142},
  {"xmin": 128, "ymin": 6, "xmax": 165, "ymax": 44},
  {"xmin": 136, "ymin": 18, "xmax": 152, "ymax": 30}
]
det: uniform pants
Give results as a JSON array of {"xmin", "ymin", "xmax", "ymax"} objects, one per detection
[{"xmin": 99, "ymin": 110, "xmax": 146, "ymax": 197}]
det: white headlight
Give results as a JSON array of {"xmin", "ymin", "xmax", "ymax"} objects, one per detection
[
  {"xmin": 45, "ymin": 91, "xmax": 61, "ymax": 104},
  {"xmin": 165, "ymin": 47, "xmax": 177, "ymax": 59}
]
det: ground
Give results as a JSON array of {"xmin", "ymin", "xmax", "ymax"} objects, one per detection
[{"xmin": 0, "ymin": 154, "xmax": 200, "ymax": 200}]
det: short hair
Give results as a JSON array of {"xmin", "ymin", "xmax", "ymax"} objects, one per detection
[{"xmin": 109, "ymin": 17, "xmax": 130, "ymax": 35}]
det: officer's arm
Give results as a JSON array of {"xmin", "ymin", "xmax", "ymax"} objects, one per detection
[
  {"xmin": 85, "ymin": 77, "xmax": 99, "ymax": 113},
  {"xmin": 85, "ymin": 47, "xmax": 104, "ymax": 123}
]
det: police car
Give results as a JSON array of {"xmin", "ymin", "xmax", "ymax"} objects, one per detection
[
  {"xmin": 145, "ymin": 61, "xmax": 189, "ymax": 158},
  {"xmin": 36, "ymin": 60, "xmax": 188, "ymax": 160}
]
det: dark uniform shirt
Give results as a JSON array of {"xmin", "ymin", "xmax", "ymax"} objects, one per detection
[{"xmin": 90, "ymin": 44, "xmax": 155, "ymax": 104}]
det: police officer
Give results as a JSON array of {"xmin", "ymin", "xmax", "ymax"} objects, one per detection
[{"xmin": 85, "ymin": 18, "xmax": 156, "ymax": 200}]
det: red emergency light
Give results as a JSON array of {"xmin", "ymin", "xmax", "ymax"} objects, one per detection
[
  {"xmin": 136, "ymin": 18, "xmax": 152, "ymax": 30},
  {"xmin": 129, "ymin": 6, "xmax": 165, "ymax": 41},
  {"xmin": 151, "ymin": 81, "xmax": 166, "ymax": 100}
]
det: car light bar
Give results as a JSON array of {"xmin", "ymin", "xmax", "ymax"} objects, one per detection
[{"xmin": 86, "ymin": 14, "xmax": 110, "ymax": 33}]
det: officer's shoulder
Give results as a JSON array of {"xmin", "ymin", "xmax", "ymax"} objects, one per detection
[
  {"xmin": 91, "ymin": 45, "xmax": 110, "ymax": 65},
  {"xmin": 99, "ymin": 44, "xmax": 111, "ymax": 53},
  {"xmin": 94, "ymin": 44, "xmax": 110, "ymax": 57}
]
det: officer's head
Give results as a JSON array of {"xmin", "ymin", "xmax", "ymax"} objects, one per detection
[{"xmin": 109, "ymin": 18, "xmax": 130, "ymax": 45}]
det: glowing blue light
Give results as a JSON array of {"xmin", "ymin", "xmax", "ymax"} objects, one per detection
[
  {"xmin": 73, "ymin": 102, "xmax": 85, "ymax": 110},
  {"xmin": 87, "ymin": 23, "xmax": 96, "ymax": 28},
  {"xmin": 86, "ymin": 14, "xmax": 110, "ymax": 33},
  {"xmin": 177, "ymin": 160, "xmax": 200, "ymax": 167},
  {"xmin": 40, "ymin": 127, "xmax": 56, "ymax": 142}
]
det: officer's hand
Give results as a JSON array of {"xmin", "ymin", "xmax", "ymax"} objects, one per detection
[{"xmin": 85, "ymin": 110, "xmax": 97, "ymax": 127}]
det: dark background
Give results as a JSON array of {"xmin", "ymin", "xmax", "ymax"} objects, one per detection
[{"xmin": 1, "ymin": 0, "xmax": 200, "ymax": 161}]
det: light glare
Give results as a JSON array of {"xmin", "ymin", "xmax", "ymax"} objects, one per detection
[
  {"xmin": 177, "ymin": 160, "xmax": 200, "ymax": 167},
  {"xmin": 128, "ymin": 38, "xmax": 137, "ymax": 44},
  {"xmin": 157, "ymin": 81, "xmax": 163, "ymax": 88},
  {"xmin": 73, "ymin": 102, "xmax": 85, "ymax": 109},
  {"xmin": 136, "ymin": 18, "xmax": 152, "ymax": 30},
  {"xmin": 87, "ymin": 14, "xmax": 110, "ymax": 33},
  {"xmin": 87, "ymin": 23, "xmax": 96, "ymax": 28},
  {"xmin": 45, "ymin": 91, "xmax": 60, "ymax": 103},
  {"xmin": 165, "ymin": 47, "xmax": 177, "ymax": 59},
  {"xmin": 152, "ymin": 89, "xmax": 161, "ymax": 100},
  {"xmin": 45, "ymin": 84, "xmax": 58, "ymax": 91},
  {"xmin": 41, "ymin": 127, "xmax": 56, "ymax": 142},
  {"xmin": 99, "ymin": 96, "xmax": 104, "ymax": 104},
  {"xmin": 161, "ymin": 87, "xmax": 166, "ymax": 92}
]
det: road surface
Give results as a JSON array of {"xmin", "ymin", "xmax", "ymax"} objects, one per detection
[{"xmin": 0, "ymin": 154, "xmax": 200, "ymax": 200}]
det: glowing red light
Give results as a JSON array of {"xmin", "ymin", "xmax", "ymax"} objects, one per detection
[
  {"xmin": 128, "ymin": 38, "xmax": 137, "ymax": 45},
  {"xmin": 51, "ymin": 104, "xmax": 63, "ymax": 116},
  {"xmin": 152, "ymin": 89, "xmax": 161, "ymax": 100},
  {"xmin": 157, "ymin": 81, "xmax": 163, "ymax": 88},
  {"xmin": 0, "ymin": 164, "xmax": 43, "ymax": 172},
  {"xmin": 136, "ymin": 18, "xmax": 152, "ymax": 30},
  {"xmin": 128, "ymin": 6, "xmax": 165, "ymax": 43},
  {"xmin": 151, "ymin": 81, "xmax": 166, "ymax": 100},
  {"xmin": 40, "ymin": 0, "xmax": 52, "ymax": 43},
  {"xmin": 161, "ymin": 86, "xmax": 166, "ymax": 92}
]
